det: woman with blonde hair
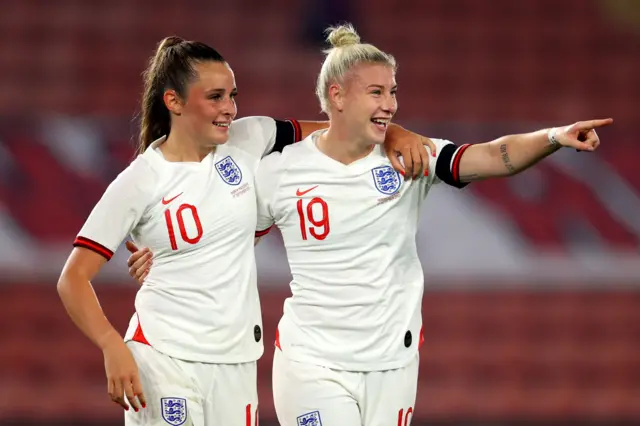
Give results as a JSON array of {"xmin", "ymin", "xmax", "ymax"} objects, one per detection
[{"xmin": 254, "ymin": 24, "xmax": 611, "ymax": 426}]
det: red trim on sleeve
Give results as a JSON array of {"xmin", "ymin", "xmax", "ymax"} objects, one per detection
[
  {"xmin": 73, "ymin": 236, "xmax": 113, "ymax": 261},
  {"xmin": 287, "ymin": 119, "xmax": 302, "ymax": 142},
  {"xmin": 255, "ymin": 226, "xmax": 273, "ymax": 237},
  {"xmin": 451, "ymin": 143, "xmax": 472, "ymax": 184}
]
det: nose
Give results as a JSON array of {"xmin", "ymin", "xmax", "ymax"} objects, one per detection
[
  {"xmin": 382, "ymin": 94, "xmax": 397, "ymax": 115},
  {"xmin": 221, "ymin": 97, "xmax": 237, "ymax": 118}
]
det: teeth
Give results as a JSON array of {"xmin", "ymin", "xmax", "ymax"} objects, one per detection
[
  {"xmin": 214, "ymin": 123, "xmax": 230, "ymax": 127},
  {"xmin": 371, "ymin": 119, "xmax": 389, "ymax": 126}
]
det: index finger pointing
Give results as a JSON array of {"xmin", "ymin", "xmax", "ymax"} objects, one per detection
[{"xmin": 581, "ymin": 118, "xmax": 614, "ymax": 129}]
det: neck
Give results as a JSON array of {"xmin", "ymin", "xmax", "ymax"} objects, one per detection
[
  {"xmin": 317, "ymin": 120, "xmax": 374, "ymax": 165},
  {"xmin": 161, "ymin": 127, "xmax": 213, "ymax": 162}
]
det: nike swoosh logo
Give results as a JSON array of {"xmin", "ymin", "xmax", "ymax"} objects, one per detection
[
  {"xmin": 162, "ymin": 192, "xmax": 183, "ymax": 205},
  {"xmin": 296, "ymin": 186, "xmax": 318, "ymax": 196}
]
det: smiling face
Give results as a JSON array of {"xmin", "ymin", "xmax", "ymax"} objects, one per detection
[
  {"xmin": 330, "ymin": 62, "xmax": 398, "ymax": 145},
  {"xmin": 165, "ymin": 61, "xmax": 238, "ymax": 148}
]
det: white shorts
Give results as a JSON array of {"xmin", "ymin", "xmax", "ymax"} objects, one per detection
[
  {"xmin": 124, "ymin": 341, "xmax": 258, "ymax": 426},
  {"xmin": 273, "ymin": 349, "xmax": 419, "ymax": 426}
]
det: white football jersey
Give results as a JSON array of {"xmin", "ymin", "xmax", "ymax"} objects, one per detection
[
  {"xmin": 74, "ymin": 116, "xmax": 300, "ymax": 363},
  {"xmin": 255, "ymin": 130, "xmax": 470, "ymax": 371}
]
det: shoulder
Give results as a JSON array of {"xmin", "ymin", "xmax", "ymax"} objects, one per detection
[
  {"xmin": 113, "ymin": 154, "xmax": 159, "ymax": 188},
  {"xmin": 431, "ymin": 138, "xmax": 456, "ymax": 150},
  {"xmin": 227, "ymin": 116, "xmax": 275, "ymax": 144},
  {"xmin": 98, "ymin": 153, "xmax": 162, "ymax": 209}
]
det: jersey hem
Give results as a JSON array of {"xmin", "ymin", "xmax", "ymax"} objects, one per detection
[
  {"xmin": 278, "ymin": 347, "xmax": 418, "ymax": 372},
  {"xmin": 123, "ymin": 336, "xmax": 264, "ymax": 364}
]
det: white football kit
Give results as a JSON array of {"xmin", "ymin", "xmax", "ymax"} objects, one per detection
[
  {"xmin": 74, "ymin": 116, "xmax": 301, "ymax": 426},
  {"xmin": 255, "ymin": 130, "xmax": 470, "ymax": 426}
]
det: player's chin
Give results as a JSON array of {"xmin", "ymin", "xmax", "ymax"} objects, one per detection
[
  {"xmin": 368, "ymin": 122, "xmax": 387, "ymax": 144},
  {"xmin": 209, "ymin": 128, "xmax": 231, "ymax": 145}
]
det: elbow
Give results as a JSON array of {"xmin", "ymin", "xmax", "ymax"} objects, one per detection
[
  {"xmin": 57, "ymin": 271, "xmax": 71, "ymax": 301},
  {"xmin": 57, "ymin": 268, "xmax": 83, "ymax": 303}
]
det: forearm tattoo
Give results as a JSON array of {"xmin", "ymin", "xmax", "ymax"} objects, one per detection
[
  {"xmin": 459, "ymin": 173, "xmax": 480, "ymax": 182},
  {"xmin": 499, "ymin": 144, "xmax": 516, "ymax": 174}
]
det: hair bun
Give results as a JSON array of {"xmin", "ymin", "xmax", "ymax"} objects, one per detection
[{"xmin": 326, "ymin": 24, "xmax": 360, "ymax": 48}]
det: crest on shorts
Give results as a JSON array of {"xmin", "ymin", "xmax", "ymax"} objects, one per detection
[
  {"xmin": 372, "ymin": 165, "xmax": 402, "ymax": 195},
  {"xmin": 161, "ymin": 397, "xmax": 187, "ymax": 426},
  {"xmin": 215, "ymin": 155, "xmax": 243, "ymax": 186},
  {"xmin": 297, "ymin": 411, "xmax": 322, "ymax": 426}
]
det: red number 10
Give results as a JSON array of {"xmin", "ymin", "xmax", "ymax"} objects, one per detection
[
  {"xmin": 296, "ymin": 197, "xmax": 330, "ymax": 240},
  {"xmin": 398, "ymin": 407, "xmax": 413, "ymax": 426},
  {"xmin": 164, "ymin": 203, "xmax": 203, "ymax": 250},
  {"xmin": 246, "ymin": 403, "xmax": 258, "ymax": 426}
]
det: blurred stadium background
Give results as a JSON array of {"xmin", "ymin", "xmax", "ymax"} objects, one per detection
[{"xmin": 1, "ymin": 0, "xmax": 639, "ymax": 425}]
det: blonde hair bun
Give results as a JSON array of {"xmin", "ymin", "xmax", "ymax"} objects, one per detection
[{"xmin": 326, "ymin": 24, "xmax": 361, "ymax": 48}]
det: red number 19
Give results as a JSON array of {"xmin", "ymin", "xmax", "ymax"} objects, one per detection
[{"xmin": 296, "ymin": 197, "xmax": 330, "ymax": 241}]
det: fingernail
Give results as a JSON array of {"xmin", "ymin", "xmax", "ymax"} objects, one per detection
[
  {"xmin": 125, "ymin": 407, "xmax": 129, "ymax": 411},
  {"xmin": 399, "ymin": 170, "xmax": 405, "ymax": 176},
  {"xmin": 423, "ymin": 170, "xmax": 429, "ymax": 177},
  {"xmin": 142, "ymin": 403, "xmax": 147, "ymax": 408},
  {"xmin": 134, "ymin": 407, "xmax": 139, "ymax": 413},
  {"xmin": 432, "ymin": 152, "xmax": 436, "ymax": 157}
]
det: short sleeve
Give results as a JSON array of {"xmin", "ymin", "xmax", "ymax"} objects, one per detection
[
  {"xmin": 73, "ymin": 157, "xmax": 157, "ymax": 260},
  {"xmin": 428, "ymin": 138, "xmax": 472, "ymax": 188},
  {"xmin": 254, "ymin": 152, "xmax": 285, "ymax": 237},
  {"xmin": 228, "ymin": 116, "xmax": 301, "ymax": 159}
]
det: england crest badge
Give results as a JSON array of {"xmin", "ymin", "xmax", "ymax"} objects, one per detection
[
  {"xmin": 372, "ymin": 165, "xmax": 402, "ymax": 195},
  {"xmin": 161, "ymin": 397, "xmax": 187, "ymax": 426},
  {"xmin": 297, "ymin": 411, "xmax": 322, "ymax": 426},
  {"xmin": 215, "ymin": 156, "xmax": 243, "ymax": 186}
]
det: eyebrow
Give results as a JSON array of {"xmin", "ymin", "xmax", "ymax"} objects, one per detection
[
  {"xmin": 205, "ymin": 87, "xmax": 237, "ymax": 95},
  {"xmin": 367, "ymin": 84, "xmax": 398, "ymax": 90}
]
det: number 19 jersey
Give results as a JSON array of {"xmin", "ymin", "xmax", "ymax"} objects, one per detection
[{"xmin": 255, "ymin": 131, "xmax": 470, "ymax": 371}]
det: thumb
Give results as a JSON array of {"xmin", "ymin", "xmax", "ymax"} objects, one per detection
[{"xmin": 125, "ymin": 241, "xmax": 139, "ymax": 254}]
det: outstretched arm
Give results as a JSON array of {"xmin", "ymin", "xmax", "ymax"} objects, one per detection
[{"xmin": 457, "ymin": 118, "xmax": 613, "ymax": 183}]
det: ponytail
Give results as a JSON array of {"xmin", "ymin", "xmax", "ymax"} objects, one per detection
[{"xmin": 136, "ymin": 36, "xmax": 225, "ymax": 155}]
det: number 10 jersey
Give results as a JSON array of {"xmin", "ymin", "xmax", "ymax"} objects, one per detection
[{"xmin": 74, "ymin": 117, "xmax": 295, "ymax": 364}]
